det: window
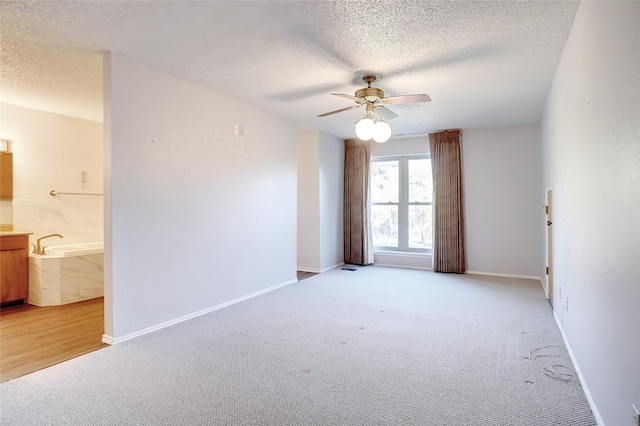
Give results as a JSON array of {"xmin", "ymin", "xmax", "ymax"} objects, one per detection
[{"xmin": 371, "ymin": 156, "xmax": 433, "ymax": 252}]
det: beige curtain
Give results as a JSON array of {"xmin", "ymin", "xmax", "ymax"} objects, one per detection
[
  {"xmin": 344, "ymin": 138, "xmax": 374, "ymax": 265},
  {"xmin": 429, "ymin": 130, "xmax": 465, "ymax": 273}
]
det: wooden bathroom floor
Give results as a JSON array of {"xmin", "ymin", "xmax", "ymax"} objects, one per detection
[
  {"xmin": 297, "ymin": 271, "xmax": 317, "ymax": 281},
  {"xmin": 0, "ymin": 297, "xmax": 106, "ymax": 382}
]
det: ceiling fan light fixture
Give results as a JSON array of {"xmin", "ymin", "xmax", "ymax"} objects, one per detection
[
  {"xmin": 317, "ymin": 75, "xmax": 431, "ymax": 141},
  {"xmin": 355, "ymin": 117, "xmax": 375, "ymax": 140},
  {"xmin": 372, "ymin": 120, "xmax": 391, "ymax": 143}
]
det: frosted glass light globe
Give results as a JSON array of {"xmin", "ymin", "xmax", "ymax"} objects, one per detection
[
  {"xmin": 355, "ymin": 118, "xmax": 375, "ymax": 140},
  {"xmin": 372, "ymin": 120, "xmax": 391, "ymax": 143}
]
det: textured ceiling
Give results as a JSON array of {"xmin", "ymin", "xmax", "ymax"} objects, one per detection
[{"xmin": 0, "ymin": 1, "xmax": 579, "ymax": 139}]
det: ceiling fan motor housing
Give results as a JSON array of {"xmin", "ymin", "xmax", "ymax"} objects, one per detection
[{"xmin": 355, "ymin": 87, "xmax": 384, "ymax": 103}]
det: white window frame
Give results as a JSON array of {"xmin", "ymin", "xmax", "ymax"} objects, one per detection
[{"xmin": 371, "ymin": 154, "xmax": 432, "ymax": 253}]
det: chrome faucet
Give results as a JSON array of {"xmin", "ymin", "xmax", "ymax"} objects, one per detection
[{"xmin": 35, "ymin": 234, "xmax": 63, "ymax": 255}]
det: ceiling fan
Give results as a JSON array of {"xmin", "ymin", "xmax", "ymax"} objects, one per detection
[
  {"xmin": 317, "ymin": 75, "xmax": 431, "ymax": 142},
  {"xmin": 316, "ymin": 75, "xmax": 431, "ymax": 119}
]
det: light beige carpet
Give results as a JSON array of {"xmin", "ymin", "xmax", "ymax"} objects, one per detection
[{"xmin": 0, "ymin": 266, "xmax": 596, "ymax": 425}]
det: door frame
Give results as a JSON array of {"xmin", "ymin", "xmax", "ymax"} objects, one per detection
[{"xmin": 546, "ymin": 189, "xmax": 554, "ymax": 306}]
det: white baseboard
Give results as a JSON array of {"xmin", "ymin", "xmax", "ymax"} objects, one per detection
[
  {"xmin": 297, "ymin": 267, "xmax": 321, "ymax": 273},
  {"xmin": 298, "ymin": 262, "xmax": 345, "ymax": 274},
  {"xmin": 374, "ymin": 262, "xmax": 433, "ymax": 271},
  {"xmin": 321, "ymin": 262, "xmax": 344, "ymax": 273},
  {"xmin": 102, "ymin": 278, "xmax": 298, "ymax": 346},
  {"xmin": 466, "ymin": 270, "xmax": 542, "ymax": 281},
  {"xmin": 539, "ymin": 277, "xmax": 548, "ymax": 297},
  {"xmin": 553, "ymin": 311, "xmax": 605, "ymax": 426}
]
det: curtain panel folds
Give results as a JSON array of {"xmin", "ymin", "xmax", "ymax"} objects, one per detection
[
  {"xmin": 343, "ymin": 139, "xmax": 374, "ymax": 266},
  {"xmin": 429, "ymin": 130, "xmax": 466, "ymax": 273}
]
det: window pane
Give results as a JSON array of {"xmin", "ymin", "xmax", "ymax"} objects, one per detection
[
  {"xmin": 371, "ymin": 161, "xmax": 399, "ymax": 203},
  {"xmin": 408, "ymin": 158, "xmax": 432, "ymax": 202},
  {"xmin": 372, "ymin": 205, "xmax": 398, "ymax": 247},
  {"xmin": 408, "ymin": 205, "xmax": 432, "ymax": 249}
]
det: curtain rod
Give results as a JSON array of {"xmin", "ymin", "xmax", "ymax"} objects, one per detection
[
  {"xmin": 391, "ymin": 129, "xmax": 463, "ymax": 140},
  {"xmin": 49, "ymin": 190, "xmax": 103, "ymax": 197},
  {"xmin": 433, "ymin": 129, "xmax": 463, "ymax": 134}
]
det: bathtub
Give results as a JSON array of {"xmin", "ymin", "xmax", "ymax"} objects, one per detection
[
  {"xmin": 28, "ymin": 241, "xmax": 104, "ymax": 306},
  {"xmin": 44, "ymin": 241, "xmax": 104, "ymax": 257}
]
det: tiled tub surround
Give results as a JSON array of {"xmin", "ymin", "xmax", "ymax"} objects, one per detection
[
  {"xmin": 28, "ymin": 242, "xmax": 104, "ymax": 306},
  {"xmin": 13, "ymin": 197, "xmax": 103, "ymax": 247}
]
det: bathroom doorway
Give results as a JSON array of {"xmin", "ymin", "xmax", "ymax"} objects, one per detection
[{"xmin": 0, "ymin": 102, "xmax": 106, "ymax": 382}]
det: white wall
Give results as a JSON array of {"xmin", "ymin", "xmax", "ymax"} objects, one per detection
[
  {"xmin": 463, "ymin": 123, "xmax": 543, "ymax": 278},
  {"xmin": 372, "ymin": 136, "xmax": 429, "ymax": 157},
  {"xmin": 0, "ymin": 103, "xmax": 103, "ymax": 245},
  {"xmin": 0, "ymin": 200, "xmax": 12, "ymax": 226},
  {"xmin": 297, "ymin": 130, "xmax": 344, "ymax": 272},
  {"xmin": 318, "ymin": 131, "xmax": 344, "ymax": 271},
  {"xmin": 372, "ymin": 129, "xmax": 543, "ymax": 276},
  {"xmin": 104, "ymin": 53, "xmax": 297, "ymax": 341},
  {"xmin": 297, "ymin": 130, "xmax": 320, "ymax": 271},
  {"xmin": 541, "ymin": 2, "xmax": 640, "ymax": 425}
]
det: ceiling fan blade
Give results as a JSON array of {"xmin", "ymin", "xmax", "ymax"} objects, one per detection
[
  {"xmin": 317, "ymin": 104, "xmax": 362, "ymax": 117},
  {"xmin": 375, "ymin": 105, "xmax": 399, "ymax": 120},
  {"xmin": 383, "ymin": 94, "xmax": 432, "ymax": 104},
  {"xmin": 267, "ymin": 83, "xmax": 346, "ymax": 101},
  {"xmin": 331, "ymin": 93, "xmax": 363, "ymax": 102}
]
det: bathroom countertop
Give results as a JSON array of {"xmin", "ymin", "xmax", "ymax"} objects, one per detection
[{"xmin": 0, "ymin": 231, "xmax": 33, "ymax": 236}]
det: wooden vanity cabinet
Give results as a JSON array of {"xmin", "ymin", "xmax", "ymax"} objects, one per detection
[{"xmin": 0, "ymin": 234, "xmax": 29, "ymax": 304}]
